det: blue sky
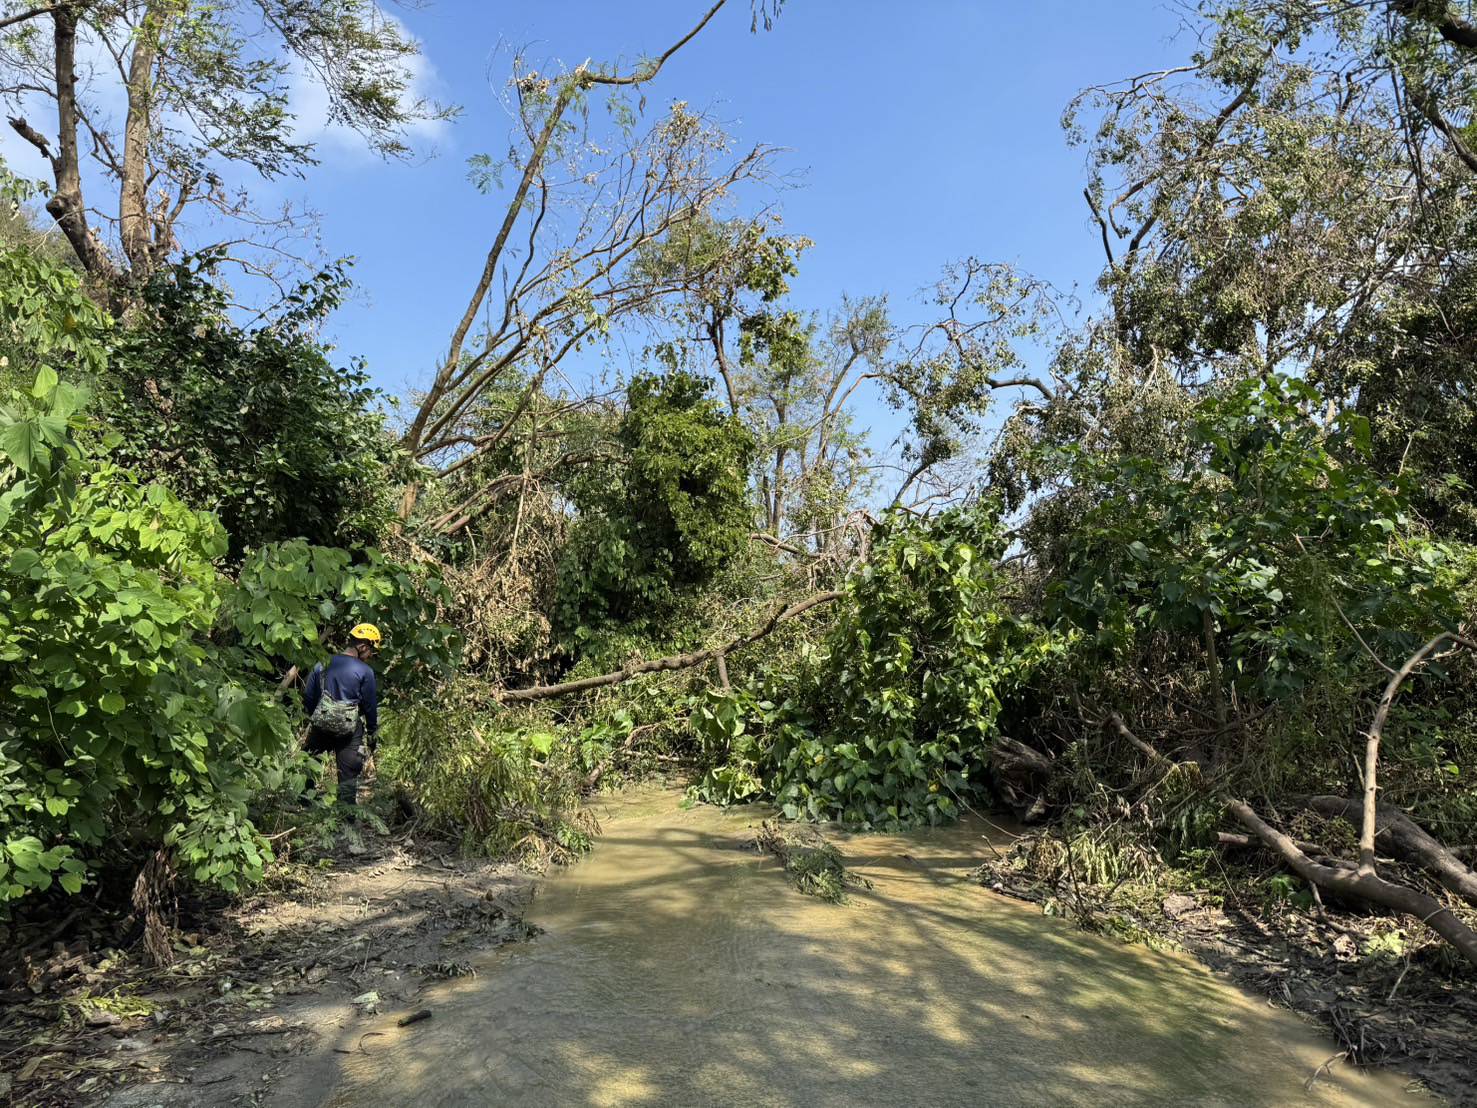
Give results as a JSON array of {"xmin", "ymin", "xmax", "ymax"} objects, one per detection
[{"xmin": 291, "ymin": 2, "xmax": 1189, "ymax": 420}]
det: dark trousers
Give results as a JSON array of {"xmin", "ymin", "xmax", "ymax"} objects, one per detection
[{"xmin": 304, "ymin": 722, "xmax": 368, "ymax": 809}]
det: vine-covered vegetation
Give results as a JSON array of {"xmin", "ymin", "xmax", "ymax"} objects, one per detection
[{"xmin": 2, "ymin": 0, "xmax": 1476, "ymax": 1034}]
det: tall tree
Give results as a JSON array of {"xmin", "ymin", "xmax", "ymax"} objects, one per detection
[
  {"xmin": 984, "ymin": 0, "xmax": 1477, "ymax": 539},
  {"xmin": 397, "ymin": 0, "xmax": 779, "ymax": 519},
  {"xmin": 1, "ymin": 0, "xmax": 449, "ymax": 283}
]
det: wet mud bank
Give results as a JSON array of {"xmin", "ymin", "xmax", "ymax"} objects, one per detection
[
  {"xmin": 321, "ymin": 790, "xmax": 1422, "ymax": 1107},
  {"xmin": 2, "ymin": 833, "xmax": 535, "ymax": 1107},
  {"xmin": 12, "ymin": 789, "xmax": 1438, "ymax": 1106}
]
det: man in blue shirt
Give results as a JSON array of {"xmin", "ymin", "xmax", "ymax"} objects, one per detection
[{"xmin": 303, "ymin": 623, "xmax": 382, "ymax": 813}]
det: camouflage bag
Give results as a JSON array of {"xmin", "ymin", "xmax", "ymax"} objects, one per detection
[{"xmin": 309, "ymin": 664, "xmax": 359, "ymax": 739}]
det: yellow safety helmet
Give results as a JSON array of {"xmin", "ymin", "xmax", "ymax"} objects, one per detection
[{"xmin": 349, "ymin": 623, "xmax": 383, "ymax": 645}]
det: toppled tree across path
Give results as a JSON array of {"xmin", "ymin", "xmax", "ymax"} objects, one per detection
[{"xmin": 5, "ymin": 1, "xmax": 1477, "ymax": 1105}]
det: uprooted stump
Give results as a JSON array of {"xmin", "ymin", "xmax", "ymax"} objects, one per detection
[{"xmin": 752, "ymin": 820, "xmax": 871, "ymax": 903}]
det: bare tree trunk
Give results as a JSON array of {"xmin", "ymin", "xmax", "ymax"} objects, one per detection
[
  {"xmin": 403, "ymin": 83, "xmax": 575, "ymax": 467},
  {"xmin": 1200, "ymin": 606, "xmax": 1228, "ymax": 728},
  {"xmin": 1358, "ymin": 632, "xmax": 1469, "ymax": 875},
  {"xmin": 709, "ymin": 310, "xmax": 740, "ymax": 415},
  {"xmin": 44, "ymin": 5, "xmax": 114, "ymax": 278},
  {"xmin": 128, "ymin": 848, "xmax": 175, "ymax": 967},
  {"xmin": 119, "ymin": 2, "xmax": 170, "ymax": 273}
]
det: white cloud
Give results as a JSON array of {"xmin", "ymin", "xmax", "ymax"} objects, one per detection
[{"xmin": 285, "ymin": 7, "xmax": 453, "ymax": 164}]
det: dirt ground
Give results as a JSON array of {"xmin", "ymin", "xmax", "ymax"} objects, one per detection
[
  {"xmin": 0, "ymin": 828, "xmax": 537, "ymax": 1107},
  {"xmin": 976, "ymin": 854, "xmax": 1477, "ymax": 1106},
  {"xmin": 3, "ymin": 799, "xmax": 1471, "ymax": 1106}
]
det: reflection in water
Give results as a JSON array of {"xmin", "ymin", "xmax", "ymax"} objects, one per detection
[{"xmin": 326, "ymin": 789, "xmax": 1423, "ymax": 1107}]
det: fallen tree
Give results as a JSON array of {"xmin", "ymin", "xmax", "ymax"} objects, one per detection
[
  {"xmin": 494, "ymin": 590, "xmax": 843, "ymax": 704},
  {"xmin": 1105, "ymin": 630, "xmax": 1477, "ymax": 973},
  {"xmin": 1225, "ymin": 799, "xmax": 1477, "ymax": 969},
  {"xmin": 1305, "ymin": 795, "xmax": 1477, "ymax": 911}
]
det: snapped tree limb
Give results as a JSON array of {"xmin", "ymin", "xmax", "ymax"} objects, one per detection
[
  {"xmin": 494, "ymin": 590, "xmax": 842, "ymax": 703},
  {"xmin": 1227, "ymin": 799, "xmax": 1477, "ymax": 970}
]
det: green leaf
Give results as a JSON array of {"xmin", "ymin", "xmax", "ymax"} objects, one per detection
[
  {"xmin": 0, "ymin": 418, "xmax": 44, "ymax": 474},
  {"xmin": 99, "ymin": 693, "xmax": 126, "ymax": 715},
  {"xmin": 31, "ymin": 365, "xmax": 58, "ymax": 398}
]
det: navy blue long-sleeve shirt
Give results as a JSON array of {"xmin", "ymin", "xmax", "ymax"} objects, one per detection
[{"xmin": 303, "ymin": 653, "xmax": 379, "ymax": 736}]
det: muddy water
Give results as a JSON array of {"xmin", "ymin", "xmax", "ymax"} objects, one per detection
[{"xmin": 325, "ymin": 790, "xmax": 1423, "ymax": 1107}]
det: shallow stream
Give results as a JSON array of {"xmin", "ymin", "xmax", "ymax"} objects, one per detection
[{"xmin": 325, "ymin": 789, "xmax": 1422, "ymax": 1106}]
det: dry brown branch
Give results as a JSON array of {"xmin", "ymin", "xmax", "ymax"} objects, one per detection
[
  {"xmin": 1104, "ymin": 712, "xmax": 1170, "ymax": 766},
  {"xmin": 1227, "ymin": 799, "xmax": 1477, "ymax": 970},
  {"xmin": 399, "ymin": 1, "xmax": 755, "ymax": 520},
  {"xmin": 495, "ymin": 590, "xmax": 843, "ymax": 704},
  {"xmin": 0, "ymin": 2, "xmax": 61, "ymax": 31}
]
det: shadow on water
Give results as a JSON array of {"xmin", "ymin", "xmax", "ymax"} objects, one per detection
[{"xmin": 319, "ymin": 789, "xmax": 1426, "ymax": 1108}]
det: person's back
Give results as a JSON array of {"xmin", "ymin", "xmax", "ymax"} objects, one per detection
[{"xmin": 305, "ymin": 653, "xmax": 379, "ymax": 734}]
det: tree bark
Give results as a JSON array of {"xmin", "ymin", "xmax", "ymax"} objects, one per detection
[
  {"xmin": 496, "ymin": 590, "xmax": 842, "ymax": 703},
  {"xmin": 0, "ymin": 2, "xmax": 61, "ymax": 31},
  {"xmin": 1308, "ymin": 795, "xmax": 1477, "ymax": 910},
  {"xmin": 119, "ymin": 2, "xmax": 171, "ymax": 273},
  {"xmin": 1228, "ymin": 799, "xmax": 1477, "ymax": 970},
  {"xmin": 1394, "ymin": 0, "xmax": 1477, "ymax": 52},
  {"xmin": 45, "ymin": 5, "xmax": 115, "ymax": 278}
]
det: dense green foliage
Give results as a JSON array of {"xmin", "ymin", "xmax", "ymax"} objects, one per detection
[
  {"xmin": 106, "ymin": 258, "xmax": 401, "ymax": 559},
  {"xmin": 0, "ymin": 369, "xmax": 289, "ymax": 899},
  {"xmin": 0, "ymin": 177, "xmax": 107, "ymax": 395},
  {"xmin": 0, "ymin": 362, "xmax": 459, "ymax": 901},
  {"xmin": 0, "ymin": 188, "xmax": 457, "ymax": 909},
  {"xmin": 556, "ymin": 371, "xmax": 756, "ymax": 657},
  {"xmin": 1052, "ymin": 376, "xmax": 1458, "ymax": 702},
  {"xmin": 377, "ymin": 687, "xmax": 599, "ymax": 864},
  {"xmin": 695, "ymin": 374, "xmax": 1471, "ymax": 842},
  {"xmin": 696, "ymin": 509, "xmax": 1066, "ymax": 827}
]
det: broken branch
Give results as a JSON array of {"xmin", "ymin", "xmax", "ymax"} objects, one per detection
[{"xmin": 495, "ymin": 590, "xmax": 843, "ymax": 703}]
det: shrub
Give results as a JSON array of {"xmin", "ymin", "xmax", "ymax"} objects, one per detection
[
  {"xmin": 696, "ymin": 507, "xmax": 1069, "ymax": 828},
  {"xmin": 0, "ymin": 368, "xmax": 294, "ymax": 901},
  {"xmin": 377, "ymin": 686, "xmax": 596, "ymax": 865},
  {"xmin": 104, "ymin": 254, "xmax": 402, "ymax": 560}
]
